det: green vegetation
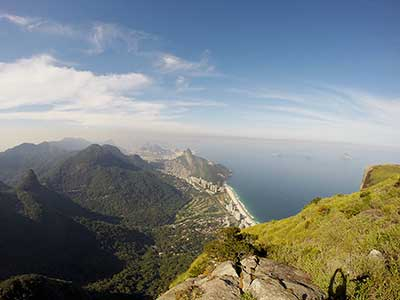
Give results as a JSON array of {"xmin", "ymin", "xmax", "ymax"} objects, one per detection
[
  {"xmin": 8, "ymin": 141, "xmax": 400, "ymax": 300},
  {"xmin": 0, "ymin": 172, "xmax": 124, "ymax": 285},
  {"xmin": 47, "ymin": 144, "xmax": 190, "ymax": 228},
  {"xmin": 244, "ymin": 175, "xmax": 400, "ymax": 299},
  {"xmin": 84, "ymin": 189, "xmax": 234, "ymax": 299},
  {"xmin": 241, "ymin": 292, "xmax": 257, "ymax": 300},
  {"xmin": 0, "ymin": 274, "xmax": 92, "ymax": 300},
  {"xmin": 173, "ymin": 170, "xmax": 400, "ymax": 299},
  {"xmin": 0, "ymin": 145, "xmax": 235, "ymax": 299},
  {"xmin": 361, "ymin": 164, "xmax": 400, "ymax": 189},
  {"xmin": 172, "ymin": 227, "xmax": 263, "ymax": 287}
]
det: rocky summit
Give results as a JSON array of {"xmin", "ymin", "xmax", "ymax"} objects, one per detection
[{"xmin": 158, "ymin": 256, "xmax": 325, "ymax": 300}]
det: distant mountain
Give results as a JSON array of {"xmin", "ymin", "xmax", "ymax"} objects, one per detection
[
  {"xmin": 49, "ymin": 137, "xmax": 92, "ymax": 151},
  {"xmin": 136, "ymin": 143, "xmax": 181, "ymax": 161},
  {"xmin": 0, "ymin": 138, "xmax": 91, "ymax": 185},
  {"xmin": 46, "ymin": 144, "xmax": 189, "ymax": 228},
  {"xmin": 162, "ymin": 149, "xmax": 231, "ymax": 185},
  {"xmin": 140, "ymin": 143, "xmax": 176, "ymax": 156},
  {"xmin": 102, "ymin": 139, "xmax": 129, "ymax": 154}
]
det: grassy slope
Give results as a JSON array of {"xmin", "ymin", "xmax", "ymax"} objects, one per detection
[
  {"xmin": 174, "ymin": 171, "xmax": 400, "ymax": 299},
  {"xmin": 244, "ymin": 175, "xmax": 400, "ymax": 299},
  {"xmin": 361, "ymin": 164, "xmax": 400, "ymax": 189}
]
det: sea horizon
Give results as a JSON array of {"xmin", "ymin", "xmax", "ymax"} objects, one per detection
[{"xmin": 176, "ymin": 137, "xmax": 400, "ymax": 222}]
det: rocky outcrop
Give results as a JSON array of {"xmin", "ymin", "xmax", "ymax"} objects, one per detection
[
  {"xmin": 158, "ymin": 256, "xmax": 325, "ymax": 300},
  {"xmin": 162, "ymin": 149, "xmax": 231, "ymax": 186}
]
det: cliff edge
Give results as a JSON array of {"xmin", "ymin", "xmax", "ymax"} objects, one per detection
[{"xmin": 360, "ymin": 164, "xmax": 400, "ymax": 189}]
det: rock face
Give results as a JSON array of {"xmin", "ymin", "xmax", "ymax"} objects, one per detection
[{"xmin": 158, "ymin": 256, "xmax": 325, "ymax": 300}]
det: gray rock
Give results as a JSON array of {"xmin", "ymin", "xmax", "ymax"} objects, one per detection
[
  {"xmin": 200, "ymin": 276, "xmax": 241, "ymax": 300},
  {"xmin": 246, "ymin": 278, "xmax": 298, "ymax": 300},
  {"xmin": 211, "ymin": 261, "xmax": 239, "ymax": 278},
  {"xmin": 157, "ymin": 256, "xmax": 325, "ymax": 300},
  {"xmin": 368, "ymin": 249, "xmax": 384, "ymax": 260},
  {"xmin": 241, "ymin": 256, "xmax": 325, "ymax": 300}
]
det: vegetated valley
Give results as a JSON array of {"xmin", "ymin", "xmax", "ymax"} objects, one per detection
[{"xmin": 0, "ymin": 139, "xmax": 238, "ymax": 299}]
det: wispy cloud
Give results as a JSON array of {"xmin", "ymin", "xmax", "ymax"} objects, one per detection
[
  {"xmin": 157, "ymin": 51, "xmax": 218, "ymax": 77},
  {"xmin": 169, "ymin": 99, "xmax": 226, "ymax": 108},
  {"xmin": 228, "ymin": 88, "xmax": 307, "ymax": 103},
  {"xmin": 87, "ymin": 23, "xmax": 155, "ymax": 54},
  {"xmin": 0, "ymin": 13, "xmax": 155, "ymax": 54},
  {"xmin": 232, "ymin": 84, "xmax": 400, "ymax": 144},
  {"xmin": 0, "ymin": 13, "xmax": 76, "ymax": 36},
  {"xmin": 1, "ymin": 12, "xmax": 216, "ymax": 78},
  {"xmin": 0, "ymin": 13, "xmax": 34, "ymax": 26},
  {"xmin": 175, "ymin": 76, "xmax": 205, "ymax": 92}
]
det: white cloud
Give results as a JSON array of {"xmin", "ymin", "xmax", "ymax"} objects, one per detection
[
  {"xmin": 157, "ymin": 51, "xmax": 217, "ymax": 76},
  {"xmin": 0, "ymin": 55, "xmax": 151, "ymax": 110},
  {"xmin": 0, "ymin": 55, "xmax": 227, "ymax": 134},
  {"xmin": 0, "ymin": 55, "xmax": 171, "ymax": 127}
]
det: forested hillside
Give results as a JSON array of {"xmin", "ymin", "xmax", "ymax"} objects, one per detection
[{"xmin": 0, "ymin": 142, "xmax": 234, "ymax": 299}]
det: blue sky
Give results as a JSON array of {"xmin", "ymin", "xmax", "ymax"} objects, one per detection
[{"xmin": 0, "ymin": 0, "xmax": 399, "ymax": 148}]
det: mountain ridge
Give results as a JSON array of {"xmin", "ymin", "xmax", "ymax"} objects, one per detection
[{"xmin": 0, "ymin": 138, "xmax": 92, "ymax": 185}]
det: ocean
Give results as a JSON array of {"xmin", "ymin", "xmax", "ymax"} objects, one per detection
[{"xmin": 171, "ymin": 137, "xmax": 400, "ymax": 222}]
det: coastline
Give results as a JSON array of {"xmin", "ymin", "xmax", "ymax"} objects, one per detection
[{"xmin": 224, "ymin": 183, "xmax": 258, "ymax": 228}]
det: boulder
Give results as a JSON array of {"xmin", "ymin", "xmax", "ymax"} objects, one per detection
[
  {"xmin": 368, "ymin": 249, "xmax": 384, "ymax": 260},
  {"xmin": 157, "ymin": 256, "xmax": 325, "ymax": 300}
]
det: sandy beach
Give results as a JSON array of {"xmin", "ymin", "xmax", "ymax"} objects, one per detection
[{"xmin": 224, "ymin": 183, "xmax": 258, "ymax": 228}]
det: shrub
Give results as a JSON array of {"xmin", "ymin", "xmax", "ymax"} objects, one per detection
[
  {"xmin": 204, "ymin": 227, "xmax": 264, "ymax": 263},
  {"xmin": 317, "ymin": 205, "xmax": 330, "ymax": 215},
  {"xmin": 241, "ymin": 291, "xmax": 257, "ymax": 300},
  {"xmin": 360, "ymin": 191, "xmax": 370, "ymax": 198}
]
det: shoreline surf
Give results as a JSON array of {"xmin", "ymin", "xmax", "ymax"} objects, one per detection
[{"xmin": 224, "ymin": 183, "xmax": 258, "ymax": 228}]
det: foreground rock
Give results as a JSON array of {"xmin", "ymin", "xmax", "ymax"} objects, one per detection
[{"xmin": 158, "ymin": 256, "xmax": 325, "ymax": 300}]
